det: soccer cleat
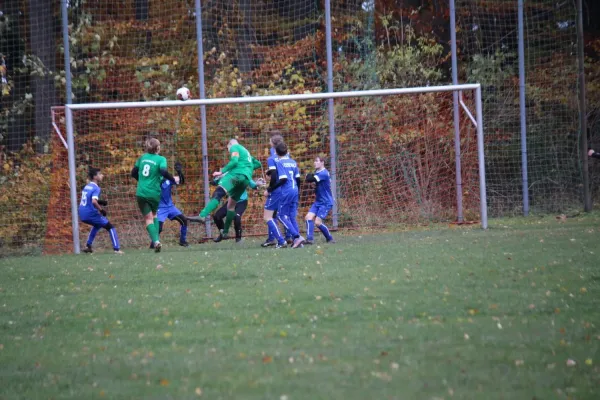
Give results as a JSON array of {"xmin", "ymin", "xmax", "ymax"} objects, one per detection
[
  {"xmin": 275, "ymin": 242, "xmax": 288, "ymax": 249},
  {"xmin": 286, "ymin": 238, "xmax": 293, "ymax": 245},
  {"xmin": 149, "ymin": 242, "xmax": 155, "ymax": 249},
  {"xmin": 186, "ymin": 215, "xmax": 206, "ymax": 223},
  {"xmin": 261, "ymin": 239, "xmax": 276, "ymax": 248},
  {"xmin": 213, "ymin": 233, "xmax": 224, "ymax": 243},
  {"xmin": 327, "ymin": 238, "xmax": 336, "ymax": 244},
  {"xmin": 179, "ymin": 241, "xmax": 189, "ymax": 247},
  {"xmin": 292, "ymin": 236, "xmax": 306, "ymax": 249},
  {"xmin": 304, "ymin": 240, "xmax": 314, "ymax": 245},
  {"xmin": 235, "ymin": 237, "xmax": 243, "ymax": 243},
  {"xmin": 114, "ymin": 250, "xmax": 124, "ymax": 254},
  {"xmin": 154, "ymin": 241, "xmax": 162, "ymax": 253},
  {"xmin": 83, "ymin": 245, "xmax": 93, "ymax": 253}
]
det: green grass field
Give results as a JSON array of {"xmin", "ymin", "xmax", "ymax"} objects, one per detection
[{"xmin": 1, "ymin": 214, "xmax": 600, "ymax": 399}]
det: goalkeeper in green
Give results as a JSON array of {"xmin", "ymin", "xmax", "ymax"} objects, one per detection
[
  {"xmin": 188, "ymin": 139, "xmax": 262, "ymax": 239},
  {"xmin": 131, "ymin": 138, "xmax": 177, "ymax": 252}
]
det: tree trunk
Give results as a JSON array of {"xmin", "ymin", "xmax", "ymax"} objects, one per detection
[
  {"xmin": 237, "ymin": 0, "xmax": 255, "ymax": 82},
  {"xmin": 29, "ymin": 0, "xmax": 57, "ymax": 153},
  {"xmin": 3, "ymin": 0, "xmax": 29, "ymax": 152}
]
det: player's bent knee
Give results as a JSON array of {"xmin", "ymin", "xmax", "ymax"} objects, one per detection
[
  {"xmin": 315, "ymin": 218, "xmax": 323, "ymax": 227},
  {"xmin": 305, "ymin": 212, "xmax": 315, "ymax": 221},
  {"xmin": 212, "ymin": 187, "xmax": 227, "ymax": 201},
  {"xmin": 104, "ymin": 222, "xmax": 114, "ymax": 231}
]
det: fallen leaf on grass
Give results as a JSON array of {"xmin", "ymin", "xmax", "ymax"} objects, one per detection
[
  {"xmin": 159, "ymin": 379, "xmax": 170, "ymax": 387},
  {"xmin": 566, "ymin": 359, "xmax": 576, "ymax": 367},
  {"xmin": 262, "ymin": 355, "xmax": 273, "ymax": 364},
  {"xmin": 195, "ymin": 387, "xmax": 202, "ymax": 396},
  {"xmin": 515, "ymin": 360, "xmax": 524, "ymax": 366},
  {"xmin": 580, "ymin": 287, "xmax": 587, "ymax": 294},
  {"xmin": 585, "ymin": 359, "xmax": 593, "ymax": 366},
  {"xmin": 156, "ymin": 265, "xmax": 163, "ymax": 270},
  {"xmin": 371, "ymin": 371, "xmax": 392, "ymax": 382},
  {"xmin": 164, "ymin": 332, "xmax": 172, "ymax": 338}
]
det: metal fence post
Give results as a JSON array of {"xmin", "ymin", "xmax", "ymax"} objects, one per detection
[
  {"xmin": 195, "ymin": 0, "xmax": 212, "ymax": 237},
  {"xmin": 518, "ymin": 0, "xmax": 530, "ymax": 216},
  {"xmin": 449, "ymin": 0, "xmax": 463, "ymax": 223},
  {"xmin": 325, "ymin": 0, "xmax": 338, "ymax": 228}
]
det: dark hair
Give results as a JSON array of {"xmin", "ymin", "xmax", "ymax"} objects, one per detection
[
  {"xmin": 270, "ymin": 131, "xmax": 284, "ymax": 147},
  {"xmin": 145, "ymin": 138, "xmax": 160, "ymax": 154},
  {"xmin": 275, "ymin": 142, "xmax": 288, "ymax": 156},
  {"xmin": 88, "ymin": 166, "xmax": 101, "ymax": 180},
  {"xmin": 315, "ymin": 154, "xmax": 327, "ymax": 164}
]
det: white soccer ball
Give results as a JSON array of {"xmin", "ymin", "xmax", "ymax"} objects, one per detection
[{"xmin": 176, "ymin": 87, "xmax": 191, "ymax": 101}]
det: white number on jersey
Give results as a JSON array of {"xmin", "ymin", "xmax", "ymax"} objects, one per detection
[
  {"xmin": 80, "ymin": 190, "xmax": 88, "ymax": 206},
  {"xmin": 288, "ymin": 171, "xmax": 295, "ymax": 189},
  {"xmin": 142, "ymin": 164, "xmax": 151, "ymax": 177}
]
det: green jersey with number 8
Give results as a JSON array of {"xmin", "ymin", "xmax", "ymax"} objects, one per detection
[{"xmin": 134, "ymin": 153, "xmax": 167, "ymax": 199}]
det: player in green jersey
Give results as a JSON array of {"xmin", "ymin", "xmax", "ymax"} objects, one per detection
[
  {"xmin": 131, "ymin": 138, "xmax": 176, "ymax": 252},
  {"xmin": 188, "ymin": 139, "xmax": 263, "ymax": 239}
]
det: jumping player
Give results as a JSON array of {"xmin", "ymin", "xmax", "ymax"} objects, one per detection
[
  {"xmin": 79, "ymin": 166, "xmax": 122, "ymax": 254},
  {"xmin": 304, "ymin": 155, "xmax": 335, "ymax": 244},
  {"xmin": 211, "ymin": 175, "xmax": 257, "ymax": 243},
  {"xmin": 188, "ymin": 139, "xmax": 261, "ymax": 240},
  {"xmin": 131, "ymin": 138, "xmax": 176, "ymax": 252},
  {"xmin": 150, "ymin": 162, "xmax": 189, "ymax": 248}
]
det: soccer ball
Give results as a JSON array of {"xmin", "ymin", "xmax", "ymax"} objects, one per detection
[{"xmin": 176, "ymin": 87, "xmax": 191, "ymax": 101}]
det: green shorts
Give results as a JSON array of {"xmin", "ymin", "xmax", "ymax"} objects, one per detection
[
  {"xmin": 219, "ymin": 173, "xmax": 250, "ymax": 202},
  {"xmin": 137, "ymin": 195, "xmax": 159, "ymax": 215}
]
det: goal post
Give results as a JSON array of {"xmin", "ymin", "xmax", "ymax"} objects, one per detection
[{"xmin": 62, "ymin": 83, "xmax": 487, "ymax": 254}]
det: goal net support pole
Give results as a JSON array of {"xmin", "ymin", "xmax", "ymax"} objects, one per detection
[{"xmin": 65, "ymin": 83, "xmax": 487, "ymax": 254}]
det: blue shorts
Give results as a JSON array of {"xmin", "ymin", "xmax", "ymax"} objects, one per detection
[
  {"xmin": 309, "ymin": 203, "xmax": 332, "ymax": 220},
  {"xmin": 264, "ymin": 192, "xmax": 282, "ymax": 211},
  {"xmin": 157, "ymin": 206, "xmax": 183, "ymax": 223},
  {"xmin": 278, "ymin": 193, "xmax": 298, "ymax": 217},
  {"xmin": 81, "ymin": 213, "xmax": 109, "ymax": 228}
]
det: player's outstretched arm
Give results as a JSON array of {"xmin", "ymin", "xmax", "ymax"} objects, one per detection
[
  {"xmin": 252, "ymin": 157, "xmax": 262, "ymax": 170},
  {"xmin": 160, "ymin": 168, "xmax": 176, "ymax": 182},
  {"xmin": 131, "ymin": 166, "xmax": 139, "ymax": 180},
  {"xmin": 267, "ymin": 176, "xmax": 287, "ymax": 193},
  {"xmin": 175, "ymin": 162, "xmax": 185, "ymax": 184}
]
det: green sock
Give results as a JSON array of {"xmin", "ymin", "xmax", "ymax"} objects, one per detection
[
  {"xmin": 153, "ymin": 217, "xmax": 160, "ymax": 241},
  {"xmin": 146, "ymin": 224, "xmax": 158, "ymax": 243},
  {"xmin": 200, "ymin": 198, "xmax": 220, "ymax": 218},
  {"xmin": 223, "ymin": 210, "xmax": 236, "ymax": 235}
]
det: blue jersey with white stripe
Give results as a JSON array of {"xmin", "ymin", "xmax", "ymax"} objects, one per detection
[
  {"xmin": 314, "ymin": 168, "xmax": 333, "ymax": 206},
  {"xmin": 78, "ymin": 182, "xmax": 101, "ymax": 218},
  {"xmin": 276, "ymin": 155, "xmax": 300, "ymax": 197},
  {"xmin": 159, "ymin": 178, "xmax": 176, "ymax": 208}
]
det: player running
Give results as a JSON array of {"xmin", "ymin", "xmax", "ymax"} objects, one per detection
[
  {"xmin": 150, "ymin": 162, "xmax": 189, "ymax": 249},
  {"xmin": 304, "ymin": 155, "xmax": 335, "ymax": 244},
  {"xmin": 273, "ymin": 142, "xmax": 305, "ymax": 248},
  {"xmin": 79, "ymin": 166, "xmax": 123, "ymax": 254},
  {"xmin": 131, "ymin": 138, "xmax": 176, "ymax": 253},
  {"xmin": 188, "ymin": 139, "xmax": 261, "ymax": 240}
]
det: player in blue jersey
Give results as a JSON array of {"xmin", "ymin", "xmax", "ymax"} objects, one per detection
[
  {"xmin": 304, "ymin": 155, "xmax": 335, "ymax": 244},
  {"xmin": 261, "ymin": 133, "xmax": 288, "ymax": 248},
  {"xmin": 78, "ymin": 167, "xmax": 123, "ymax": 254},
  {"xmin": 274, "ymin": 142, "xmax": 305, "ymax": 248},
  {"xmin": 150, "ymin": 162, "xmax": 189, "ymax": 248}
]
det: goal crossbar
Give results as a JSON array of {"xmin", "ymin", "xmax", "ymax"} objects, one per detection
[{"xmin": 64, "ymin": 83, "xmax": 487, "ymax": 254}]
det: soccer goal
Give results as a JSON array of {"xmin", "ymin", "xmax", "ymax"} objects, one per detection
[{"xmin": 49, "ymin": 84, "xmax": 486, "ymax": 254}]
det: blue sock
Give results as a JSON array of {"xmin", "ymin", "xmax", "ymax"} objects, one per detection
[
  {"xmin": 109, "ymin": 228, "xmax": 120, "ymax": 250},
  {"xmin": 306, "ymin": 220, "xmax": 315, "ymax": 240},
  {"xmin": 290, "ymin": 215, "xmax": 300, "ymax": 237},
  {"xmin": 180, "ymin": 224, "xmax": 188, "ymax": 243},
  {"xmin": 267, "ymin": 219, "xmax": 284, "ymax": 245},
  {"xmin": 318, "ymin": 224, "xmax": 333, "ymax": 241},
  {"xmin": 87, "ymin": 226, "xmax": 101, "ymax": 246},
  {"xmin": 278, "ymin": 215, "xmax": 299, "ymax": 238}
]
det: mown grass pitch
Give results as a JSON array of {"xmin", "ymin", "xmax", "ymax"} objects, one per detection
[{"xmin": 1, "ymin": 213, "xmax": 599, "ymax": 399}]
